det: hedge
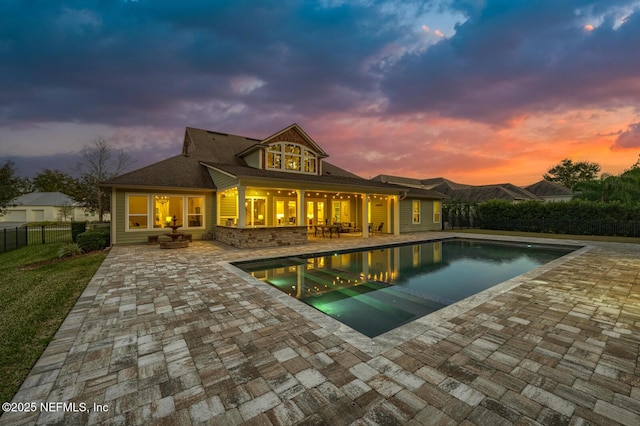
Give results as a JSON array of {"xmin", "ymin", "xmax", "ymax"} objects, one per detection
[
  {"xmin": 71, "ymin": 222, "xmax": 87, "ymax": 242},
  {"xmin": 475, "ymin": 200, "xmax": 640, "ymax": 236},
  {"xmin": 76, "ymin": 229, "xmax": 110, "ymax": 252}
]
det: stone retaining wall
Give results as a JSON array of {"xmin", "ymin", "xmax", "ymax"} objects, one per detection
[{"xmin": 215, "ymin": 226, "xmax": 308, "ymax": 248}]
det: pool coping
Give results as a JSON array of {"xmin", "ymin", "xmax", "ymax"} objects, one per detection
[{"xmin": 225, "ymin": 234, "xmax": 589, "ymax": 357}]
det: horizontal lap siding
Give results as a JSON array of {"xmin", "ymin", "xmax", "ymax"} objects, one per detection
[
  {"xmin": 208, "ymin": 169, "xmax": 238, "ymax": 189},
  {"xmin": 369, "ymin": 199, "xmax": 387, "ymax": 233},
  {"xmin": 399, "ymin": 199, "xmax": 441, "ymax": 233},
  {"xmin": 115, "ymin": 189, "xmax": 214, "ymax": 245}
]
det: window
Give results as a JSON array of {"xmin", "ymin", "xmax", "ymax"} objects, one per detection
[
  {"xmin": 153, "ymin": 196, "xmax": 183, "ymax": 228},
  {"xmin": 188, "ymin": 197, "xmax": 204, "ymax": 227},
  {"xmin": 284, "ymin": 144, "xmax": 301, "ymax": 171},
  {"xmin": 276, "ymin": 199, "xmax": 297, "ymax": 225},
  {"xmin": 127, "ymin": 194, "xmax": 204, "ymax": 231},
  {"xmin": 433, "ymin": 201, "xmax": 441, "ymax": 223},
  {"xmin": 266, "ymin": 142, "xmax": 317, "ymax": 175},
  {"xmin": 128, "ymin": 195, "xmax": 148, "ymax": 229},
  {"xmin": 412, "ymin": 200, "xmax": 421, "ymax": 224},
  {"xmin": 304, "ymin": 151, "xmax": 316, "ymax": 173},
  {"xmin": 267, "ymin": 144, "xmax": 281, "ymax": 169}
]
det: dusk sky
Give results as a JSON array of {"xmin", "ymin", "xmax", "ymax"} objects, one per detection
[{"xmin": 2, "ymin": 0, "xmax": 640, "ymax": 185}]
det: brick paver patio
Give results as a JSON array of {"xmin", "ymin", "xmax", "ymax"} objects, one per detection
[{"xmin": 1, "ymin": 232, "xmax": 639, "ymax": 425}]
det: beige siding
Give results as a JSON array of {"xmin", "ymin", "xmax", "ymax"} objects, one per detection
[
  {"xmin": 369, "ymin": 198, "xmax": 388, "ymax": 233},
  {"xmin": 399, "ymin": 198, "xmax": 441, "ymax": 233}
]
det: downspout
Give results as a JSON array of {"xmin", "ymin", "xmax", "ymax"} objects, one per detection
[{"xmin": 399, "ymin": 190, "xmax": 408, "ymax": 201}]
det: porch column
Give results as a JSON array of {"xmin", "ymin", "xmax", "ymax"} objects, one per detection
[
  {"xmin": 362, "ymin": 194, "xmax": 369, "ymax": 238},
  {"xmin": 393, "ymin": 195, "xmax": 400, "ymax": 235},
  {"xmin": 297, "ymin": 190, "xmax": 304, "ymax": 226},
  {"xmin": 237, "ymin": 187, "xmax": 246, "ymax": 228},
  {"xmin": 216, "ymin": 191, "xmax": 221, "ymax": 227},
  {"xmin": 110, "ymin": 190, "xmax": 116, "ymax": 245}
]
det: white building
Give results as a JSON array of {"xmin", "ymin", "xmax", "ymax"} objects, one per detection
[{"xmin": 0, "ymin": 192, "xmax": 109, "ymax": 223}]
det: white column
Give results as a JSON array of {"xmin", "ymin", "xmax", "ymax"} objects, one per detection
[
  {"xmin": 297, "ymin": 190, "xmax": 305, "ymax": 226},
  {"xmin": 362, "ymin": 194, "xmax": 369, "ymax": 238},
  {"xmin": 237, "ymin": 187, "xmax": 246, "ymax": 228},
  {"xmin": 216, "ymin": 191, "xmax": 221, "ymax": 227},
  {"xmin": 393, "ymin": 196, "xmax": 400, "ymax": 235},
  {"xmin": 110, "ymin": 190, "xmax": 116, "ymax": 245}
]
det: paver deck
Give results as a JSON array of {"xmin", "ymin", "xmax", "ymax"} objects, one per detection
[{"xmin": 2, "ymin": 232, "xmax": 639, "ymax": 425}]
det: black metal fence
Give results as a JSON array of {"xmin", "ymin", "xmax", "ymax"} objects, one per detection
[
  {"xmin": 1, "ymin": 224, "xmax": 73, "ymax": 253},
  {"xmin": 477, "ymin": 218, "xmax": 640, "ymax": 237}
]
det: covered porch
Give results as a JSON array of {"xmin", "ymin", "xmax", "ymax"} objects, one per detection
[{"xmin": 215, "ymin": 184, "xmax": 400, "ymax": 248}]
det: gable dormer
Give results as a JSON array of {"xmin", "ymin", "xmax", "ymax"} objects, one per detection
[{"xmin": 236, "ymin": 124, "xmax": 328, "ymax": 176}]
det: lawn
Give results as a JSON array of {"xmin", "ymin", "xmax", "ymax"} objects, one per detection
[{"xmin": 0, "ymin": 244, "xmax": 107, "ymax": 403}]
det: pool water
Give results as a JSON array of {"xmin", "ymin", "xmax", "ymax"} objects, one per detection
[{"xmin": 234, "ymin": 239, "xmax": 576, "ymax": 337}]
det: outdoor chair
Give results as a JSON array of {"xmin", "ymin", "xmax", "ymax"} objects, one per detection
[{"xmin": 373, "ymin": 222, "xmax": 384, "ymax": 235}]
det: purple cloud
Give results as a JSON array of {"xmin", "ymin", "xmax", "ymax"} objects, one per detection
[
  {"xmin": 613, "ymin": 122, "xmax": 640, "ymax": 149},
  {"xmin": 382, "ymin": 0, "xmax": 640, "ymax": 125}
]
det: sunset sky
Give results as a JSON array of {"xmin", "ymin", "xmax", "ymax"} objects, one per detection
[{"xmin": 1, "ymin": 0, "xmax": 640, "ymax": 185}]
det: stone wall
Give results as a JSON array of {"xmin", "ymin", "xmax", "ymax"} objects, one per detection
[{"xmin": 215, "ymin": 226, "xmax": 308, "ymax": 248}]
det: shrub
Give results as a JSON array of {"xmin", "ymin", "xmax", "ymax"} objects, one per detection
[
  {"xmin": 76, "ymin": 230, "xmax": 109, "ymax": 252},
  {"xmin": 57, "ymin": 243, "xmax": 84, "ymax": 258},
  {"xmin": 71, "ymin": 222, "xmax": 87, "ymax": 242}
]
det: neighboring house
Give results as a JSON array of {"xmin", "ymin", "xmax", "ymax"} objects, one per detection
[
  {"xmin": 373, "ymin": 175, "xmax": 573, "ymax": 203},
  {"xmin": 0, "ymin": 191, "xmax": 105, "ymax": 223},
  {"xmin": 102, "ymin": 124, "xmax": 447, "ymax": 247},
  {"xmin": 524, "ymin": 180, "xmax": 573, "ymax": 202}
]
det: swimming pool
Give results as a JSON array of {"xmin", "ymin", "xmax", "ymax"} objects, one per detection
[{"xmin": 233, "ymin": 238, "xmax": 577, "ymax": 337}]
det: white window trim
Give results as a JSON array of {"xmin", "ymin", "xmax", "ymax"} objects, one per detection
[
  {"xmin": 126, "ymin": 194, "xmax": 150, "ymax": 231},
  {"xmin": 412, "ymin": 200, "xmax": 421, "ymax": 224},
  {"xmin": 433, "ymin": 201, "xmax": 441, "ymax": 223},
  {"xmin": 125, "ymin": 193, "xmax": 206, "ymax": 232},
  {"xmin": 266, "ymin": 142, "xmax": 318, "ymax": 175}
]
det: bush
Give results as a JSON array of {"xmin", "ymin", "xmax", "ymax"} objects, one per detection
[
  {"xmin": 475, "ymin": 199, "xmax": 640, "ymax": 236},
  {"xmin": 57, "ymin": 243, "xmax": 84, "ymax": 258},
  {"xmin": 71, "ymin": 222, "xmax": 87, "ymax": 242},
  {"xmin": 76, "ymin": 230, "xmax": 109, "ymax": 252}
]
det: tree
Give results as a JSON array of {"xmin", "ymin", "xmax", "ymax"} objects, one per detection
[
  {"xmin": 75, "ymin": 137, "xmax": 135, "ymax": 222},
  {"xmin": 573, "ymin": 161, "xmax": 640, "ymax": 206},
  {"xmin": 544, "ymin": 158, "xmax": 601, "ymax": 189},
  {"xmin": 0, "ymin": 160, "xmax": 25, "ymax": 215},
  {"xmin": 58, "ymin": 202, "xmax": 74, "ymax": 222},
  {"xmin": 33, "ymin": 169, "xmax": 78, "ymax": 197}
]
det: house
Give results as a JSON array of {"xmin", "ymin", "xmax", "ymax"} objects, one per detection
[
  {"xmin": 102, "ymin": 124, "xmax": 447, "ymax": 247},
  {"xmin": 0, "ymin": 191, "xmax": 105, "ymax": 223},
  {"xmin": 524, "ymin": 180, "xmax": 573, "ymax": 202},
  {"xmin": 373, "ymin": 175, "xmax": 573, "ymax": 203}
]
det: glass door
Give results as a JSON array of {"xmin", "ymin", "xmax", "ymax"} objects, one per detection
[
  {"xmin": 306, "ymin": 200, "xmax": 326, "ymax": 227},
  {"xmin": 245, "ymin": 198, "xmax": 266, "ymax": 227}
]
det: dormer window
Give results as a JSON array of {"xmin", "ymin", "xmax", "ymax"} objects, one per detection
[
  {"xmin": 304, "ymin": 151, "xmax": 316, "ymax": 173},
  {"xmin": 266, "ymin": 142, "xmax": 318, "ymax": 175}
]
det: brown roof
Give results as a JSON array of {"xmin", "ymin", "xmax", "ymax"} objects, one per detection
[
  {"xmin": 103, "ymin": 125, "xmax": 446, "ymax": 199},
  {"xmin": 202, "ymin": 161, "xmax": 447, "ymax": 198},
  {"xmin": 102, "ymin": 154, "xmax": 214, "ymax": 189}
]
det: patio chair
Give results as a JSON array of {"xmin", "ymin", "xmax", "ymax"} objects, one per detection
[{"xmin": 373, "ymin": 222, "xmax": 384, "ymax": 235}]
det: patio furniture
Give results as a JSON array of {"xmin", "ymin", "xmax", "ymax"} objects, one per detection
[{"xmin": 372, "ymin": 222, "xmax": 384, "ymax": 235}]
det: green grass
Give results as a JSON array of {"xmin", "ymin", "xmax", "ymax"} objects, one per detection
[
  {"xmin": 0, "ymin": 244, "xmax": 107, "ymax": 403},
  {"xmin": 449, "ymin": 228, "xmax": 640, "ymax": 244}
]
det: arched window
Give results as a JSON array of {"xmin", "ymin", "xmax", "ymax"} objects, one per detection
[{"xmin": 266, "ymin": 142, "xmax": 317, "ymax": 175}]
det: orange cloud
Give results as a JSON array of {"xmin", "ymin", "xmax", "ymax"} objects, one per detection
[{"xmin": 306, "ymin": 107, "xmax": 637, "ymax": 186}]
